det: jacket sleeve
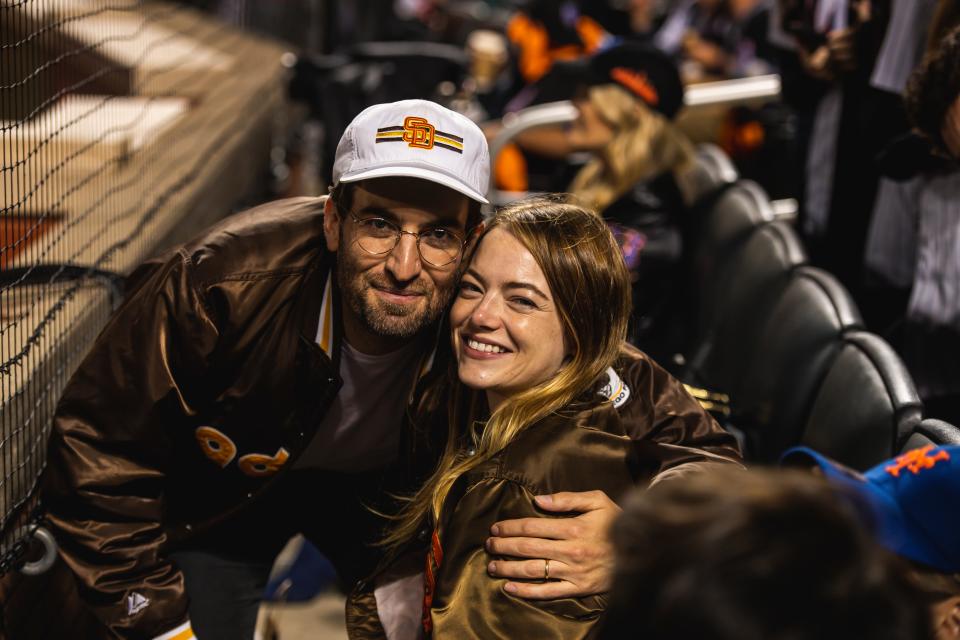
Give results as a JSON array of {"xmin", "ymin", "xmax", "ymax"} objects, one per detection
[
  {"xmin": 430, "ymin": 478, "xmax": 605, "ymax": 640},
  {"xmin": 618, "ymin": 350, "xmax": 743, "ymax": 484},
  {"xmin": 42, "ymin": 249, "xmax": 218, "ymax": 639}
]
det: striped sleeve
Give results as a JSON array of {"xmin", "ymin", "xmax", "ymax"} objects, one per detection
[{"xmin": 153, "ymin": 620, "xmax": 196, "ymax": 640}]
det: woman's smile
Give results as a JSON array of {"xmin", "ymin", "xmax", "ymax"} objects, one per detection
[{"xmin": 462, "ymin": 334, "xmax": 513, "ymax": 357}]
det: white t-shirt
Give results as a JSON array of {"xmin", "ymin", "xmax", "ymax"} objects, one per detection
[{"xmin": 294, "ymin": 338, "xmax": 425, "ymax": 472}]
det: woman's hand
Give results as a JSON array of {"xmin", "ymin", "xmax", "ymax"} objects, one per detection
[
  {"xmin": 484, "ymin": 490, "xmax": 621, "ymax": 599},
  {"xmin": 826, "ymin": 27, "xmax": 858, "ymax": 74},
  {"xmin": 799, "ymin": 44, "xmax": 835, "ymax": 82}
]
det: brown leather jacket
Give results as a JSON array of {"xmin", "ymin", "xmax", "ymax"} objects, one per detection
[
  {"xmin": 41, "ymin": 197, "xmax": 426, "ymax": 639},
  {"xmin": 346, "ymin": 346, "xmax": 742, "ymax": 639}
]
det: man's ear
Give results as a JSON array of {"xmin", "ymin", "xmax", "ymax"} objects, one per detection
[
  {"xmin": 323, "ymin": 195, "xmax": 340, "ymax": 252},
  {"xmin": 465, "ymin": 220, "xmax": 485, "ymax": 249},
  {"xmin": 457, "ymin": 221, "xmax": 484, "ymax": 269}
]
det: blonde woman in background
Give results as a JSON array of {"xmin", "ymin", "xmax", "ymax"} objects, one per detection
[
  {"xmin": 346, "ymin": 196, "xmax": 740, "ymax": 639},
  {"xmin": 489, "ymin": 45, "xmax": 694, "ymax": 228},
  {"xmin": 568, "ymin": 81, "xmax": 695, "ymax": 215}
]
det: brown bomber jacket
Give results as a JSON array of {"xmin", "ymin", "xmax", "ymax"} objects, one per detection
[
  {"xmin": 40, "ymin": 197, "xmax": 392, "ymax": 639},
  {"xmin": 346, "ymin": 346, "xmax": 743, "ymax": 639}
]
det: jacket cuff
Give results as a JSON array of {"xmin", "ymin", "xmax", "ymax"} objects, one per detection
[{"xmin": 152, "ymin": 621, "xmax": 195, "ymax": 640}]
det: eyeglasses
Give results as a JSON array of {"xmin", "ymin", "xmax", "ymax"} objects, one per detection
[{"xmin": 345, "ymin": 212, "xmax": 467, "ymax": 267}]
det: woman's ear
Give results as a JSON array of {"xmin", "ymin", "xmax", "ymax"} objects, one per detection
[
  {"xmin": 467, "ymin": 221, "xmax": 485, "ymax": 245},
  {"xmin": 458, "ymin": 222, "xmax": 485, "ymax": 267},
  {"xmin": 322, "ymin": 196, "xmax": 341, "ymax": 252}
]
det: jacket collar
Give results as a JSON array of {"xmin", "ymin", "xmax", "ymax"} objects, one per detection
[{"xmin": 314, "ymin": 271, "xmax": 337, "ymax": 359}]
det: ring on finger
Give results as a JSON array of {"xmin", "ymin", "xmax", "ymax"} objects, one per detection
[{"xmin": 544, "ymin": 558, "xmax": 550, "ymax": 581}]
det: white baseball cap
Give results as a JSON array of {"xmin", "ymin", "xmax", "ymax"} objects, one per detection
[{"xmin": 332, "ymin": 99, "xmax": 490, "ymax": 204}]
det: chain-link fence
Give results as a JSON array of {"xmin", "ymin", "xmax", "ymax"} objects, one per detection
[{"xmin": 0, "ymin": 0, "xmax": 288, "ymax": 584}]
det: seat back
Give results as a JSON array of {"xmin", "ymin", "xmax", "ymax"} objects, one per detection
[
  {"xmin": 736, "ymin": 267, "xmax": 863, "ymax": 460},
  {"xmin": 693, "ymin": 180, "xmax": 777, "ymax": 338},
  {"xmin": 692, "ymin": 221, "xmax": 806, "ymax": 394},
  {"xmin": 677, "ymin": 143, "xmax": 738, "ymax": 206},
  {"xmin": 899, "ymin": 418, "xmax": 960, "ymax": 452},
  {"xmin": 801, "ymin": 332, "xmax": 923, "ymax": 470}
]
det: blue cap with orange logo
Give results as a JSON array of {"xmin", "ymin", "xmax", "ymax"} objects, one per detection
[{"xmin": 782, "ymin": 445, "xmax": 960, "ymax": 573}]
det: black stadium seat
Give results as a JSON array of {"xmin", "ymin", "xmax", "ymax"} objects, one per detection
[
  {"xmin": 690, "ymin": 221, "xmax": 806, "ymax": 398},
  {"xmin": 735, "ymin": 267, "xmax": 863, "ymax": 461},
  {"xmin": 801, "ymin": 332, "xmax": 923, "ymax": 470},
  {"xmin": 693, "ymin": 180, "xmax": 777, "ymax": 339},
  {"xmin": 899, "ymin": 418, "xmax": 960, "ymax": 452},
  {"xmin": 678, "ymin": 143, "xmax": 738, "ymax": 206}
]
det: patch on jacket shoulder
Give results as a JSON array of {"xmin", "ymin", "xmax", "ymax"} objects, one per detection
[
  {"xmin": 599, "ymin": 367, "xmax": 631, "ymax": 408},
  {"xmin": 126, "ymin": 591, "xmax": 150, "ymax": 616}
]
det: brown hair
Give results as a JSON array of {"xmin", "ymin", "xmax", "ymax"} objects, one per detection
[
  {"xmin": 927, "ymin": 0, "xmax": 960, "ymax": 54},
  {"xmin": 602, "ymin": 468, "xmax": 933, "ymax": 640},
  {"xmin": 909, "ymin": 562, "xmax": 960, "ymax": 604},
  {"xmin": 382, "ymin": 194, "xmax": 632, "ymax": 550}
]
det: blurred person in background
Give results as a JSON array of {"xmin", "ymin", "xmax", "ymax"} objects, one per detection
[
  {"xmin": 870, "ymin": 22, "xmax": 960, "ymax": 425},
  {"xmin": 782, "ymin": 0, "xmax": 891, "ymax": 300},
  {"xmin": 346, "ymin": 196, "xmax": 741, "ymax": 638},
  {"xmin": 488, "ymin": 44, "xmax": 691, "ymax": 209},
  {"xmin": 602, "ymin": 467, "xmax": 933, "ymax": 640},
  {"xmin": 783, "ymin": 445, "xmax": 960, "ymax": 638},
  {"xmin": 577, "ymin": 0, "xmax": 667, "ymax": 42},
  {"xmin": 627, "ymin": 0, "xmax": 661, "ymax": 40},
  {"xmin": 505, "ymin": 0, "xmax": 613, "ymax": 86},
  {"xmin": 857, "ymin": 0, "xmax": 940, "ymax": 332},
  {"xmin": 565, "ymin": 48, "xmax": 692, "ymax": 220},
  {"xmin": 654, "ymin": 0, "xmax": 776, "ymax": 78}
]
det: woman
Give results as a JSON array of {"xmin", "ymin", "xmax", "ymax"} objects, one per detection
[
  {"xmin": 567, "ymin": 82, "xmax": 694, "ymax": 217},
  {"xmin": 490, "ymin": 43, "xmax": 694, "ymax": 219},
  {"xmin": 347, "ymin": 196, "xmax": 740, "ymax": 639}
]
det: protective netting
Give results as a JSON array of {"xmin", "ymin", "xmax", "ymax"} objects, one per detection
[{"xmin": 0, "ymin": 0, "xmax": 287, "ymax": 573}]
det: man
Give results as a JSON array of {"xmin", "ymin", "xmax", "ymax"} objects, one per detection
[
  {"xmin": 41, "ymin": 100, "xmax": 628, "ymax": 640},
  {"xmin": 863, "ymin": 22, "xmax": 960, "ymax": 421}
]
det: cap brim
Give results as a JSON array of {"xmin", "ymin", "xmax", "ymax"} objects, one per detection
[
  {"xmin": 781, "ymin": 446, "xmax": 872, "ymax": 491},
  {"xmin": 781, "ymin": 447, "xmax": 957, "ymax": 570},
  {"xmin": 338, "ymin": 164, "xmax": 489, "ymax": 204}
]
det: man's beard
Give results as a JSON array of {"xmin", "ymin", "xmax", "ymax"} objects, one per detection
[{"xmin": 336, "ymin": 242, "xmax": 454, "ymax": 339}]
